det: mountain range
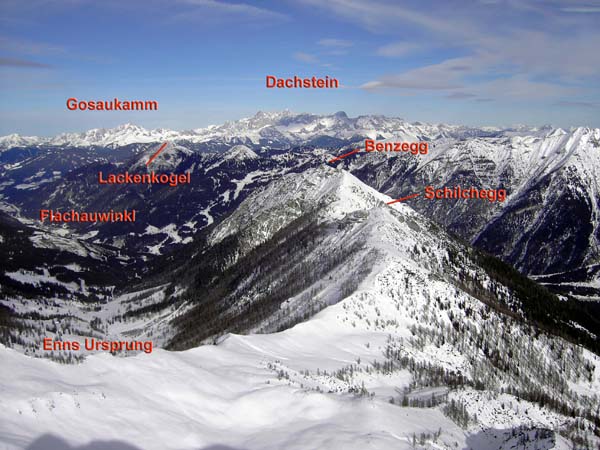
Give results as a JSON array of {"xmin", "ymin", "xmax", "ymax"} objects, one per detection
[
  {"xmin": 1, "ymin": 111, "xmax": 600, "ymax": 449},
  {"xmin": 2, "ymin": 111, "xmax": 598, "ymax": 297}
]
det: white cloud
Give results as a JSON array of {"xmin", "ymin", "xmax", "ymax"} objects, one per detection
[
  {"xmin": 477, "ymin": 75, "xmax": 579, "ymax": 99},
  {"xmin": 294, "ymin": 52, "xmax": 319, "ymax": 64},
  {"xmin": 446, "ymin": 92, "xmax": 476, "ymax": 99},
  {"xmin": 0, "ymin": 36, "xmax": 65, "ymax": 55},
  {"xmin": 376, "ymin": 42, "xmax": 420, "ymax": 57},
  {"xmin": 361, "ymin": 56, "xmax": 477, "ymax": 90},
  {"xmin": 2, "ymin": 0, "xmax": 289, "ymax": 25},
  {"xmin": 361, "ymin": 53, "xmax": 580, "ymax": 101},
  {"xmin": 168, "ymin": 0, "xmax": 289, "ymax": 24},
  {"xmin": 310, "ymin": 0, "xmax": 600, "ymax": 105},
  {"xmin": 298, "ymin": 0, "xmax": 479, "ymax": 39},
  {"xmin": 556, "ymin": 100, "xmax": 598, "ymax": 107},
  {"xmin": 559, "ymin": 5, "xmax": 600, "ymax": 13},
  {"xmin": 318, "ymin": 38, "xmax": 353, "ymax": 48},
  {"xmin": 0, "ymin": 57, "xmax": 51, "ymax": 68}
]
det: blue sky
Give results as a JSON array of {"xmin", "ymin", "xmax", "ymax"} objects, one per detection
[{"xmin": 1, "ymin": 0, "xmax": 599, "ymax": 135}]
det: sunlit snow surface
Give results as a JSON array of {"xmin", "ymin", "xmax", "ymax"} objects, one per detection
[
  {"xmin": 0, "ymin": 312, "xmax": 566, "ymax": 450},
  {"xmin": 0, "ymin": 316, "xmax": 459, "ymax": 450}
]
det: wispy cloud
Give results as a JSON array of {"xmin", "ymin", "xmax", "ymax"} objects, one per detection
[
  {"xmin": 305, "ymin": 0, "xmax": 600, "ymax": 77},
  {"xmin": 3, "ymin": 0, "xmax": 289, "ymax": 24},
  {"xmin": 310, "ymin": 0, "xmax": 599, "ymax": 105},
  {"xmin": 0, "ymin": 57, "xmax": 51, "ymax": 68},
  {"xmin": 318, "ymin": 38, "xmax": 353, "ymax": 48},
  {"xmin": 555, "ymin": 100, "xmax": 598, "ymax": 108},
  {"xmin": 362, "ymin": 57, "xmax": 474, "ymax": 90},
  {"xmin": 560, "ymin": 6, "xmax": 600, "ymax": 13},
  {"xmin": 172, "ymin": 0, "xmax": 288, "ymax": 23},
  {"xmin": 477, "ymin": 75, "xmax": 578, "ymax": 99},
  {"xmin": 364, "ymin": 61, "xmax": 579, "ymax": 100},
  {"xmin": 446, "ymin": 92, "xmax": 476, "ymax": 99},
  {"xmin": 0, "ymin": 35, "xmax": 115, "ymax": 65},
  {"xmin": 298, "ymin": 0, "xmax": 479, "ymax": 39},
  {"xmin": 294, "ymin": 52, "xmax": 319, "ymax": 64},
  {"xmin": 376, "ymin": 42, "xmax": 420, "ymax": 57},
  {"xmin": 0, "ymin": 36, "xmax": 66, "ymax": 55},
  {"xmin": 317, "ymin": 38, "xmax": 353, "ymax": 56}
]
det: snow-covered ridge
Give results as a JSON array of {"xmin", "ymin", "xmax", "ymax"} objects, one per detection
[
  {"xmin": 208, "ymin": 166, "xmax": 395, "ymax": 251},
  {"xmin": 224, "ymin": 144, "xmax": 259, "ymax": 161},
  {"xmin": 3, "ymin": 111, "xmax": 593, "ymax": 150},
  {"xmin": 0, "ymin": 133, "xmax": 44, "ymax": 149}
]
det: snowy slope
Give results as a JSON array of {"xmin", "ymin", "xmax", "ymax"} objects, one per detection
[
  {"xmin": 1, "ymin": 167, "xmax": 599, "ymax": 449},
  {"xmin": 0, "ymin": 301, "xmax": 581, "ymax": 450},
  {"xmin": 169, "ymin": 168, "xmax": 599, "ymax": 445},
  {"xmin": 0, "ymin": 327, "xmax": 467, "ymax": 450}
]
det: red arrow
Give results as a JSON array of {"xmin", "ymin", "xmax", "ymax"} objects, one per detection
[
  {"xmin": 146, "ymin": 142, "xmax": 169, "ymax": 166},
  {"xmin": 387, "ymin": 193, "xmax": 420, "ymax": 205},
  {"xmin": 328, "ymin": 148, "xmax": 361, "ymax": 163}
]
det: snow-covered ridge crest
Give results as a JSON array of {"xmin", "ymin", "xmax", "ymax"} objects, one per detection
[
  {"xmin": 208, "ymin": 166, "xmax": 397, "ymax": 250},
  {"xmin": 224, "ymin": 144, "xmax": 259, "ymax": 161}
]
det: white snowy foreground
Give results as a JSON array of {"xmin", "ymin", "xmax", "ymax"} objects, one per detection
[
  {"xmin": 0, "ymin": 315, "xmax": 457, "ymax": 450},
  {"xmin": 0, "ymin": 302, "xmax": 571, "ymax": 450}
]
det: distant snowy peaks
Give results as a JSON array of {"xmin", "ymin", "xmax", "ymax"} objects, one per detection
[
  {"xmin": 1, "ymin": 111, "xmax": 598, "ymax": 151},
  {"xmin": 253, "ymin": 110, "xmax": 293, "ymax": 120},
  {"xmin": 50, "ymin": 123, "xmax": 178, "ymax": 148},
  {"xmin": 0, "ymin": 123, "xmax": 176, "ymax": 149},
  {"xmin": 0, "ymin": 133, "xmax": 42, "ymax": 148},
  {"xmin": 235, "ymin": 110, "xmax": 295, "ymax": 130},
  {"xmin": 548, "ymin": 128, "xmax": 567, "ymax": 137}
]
